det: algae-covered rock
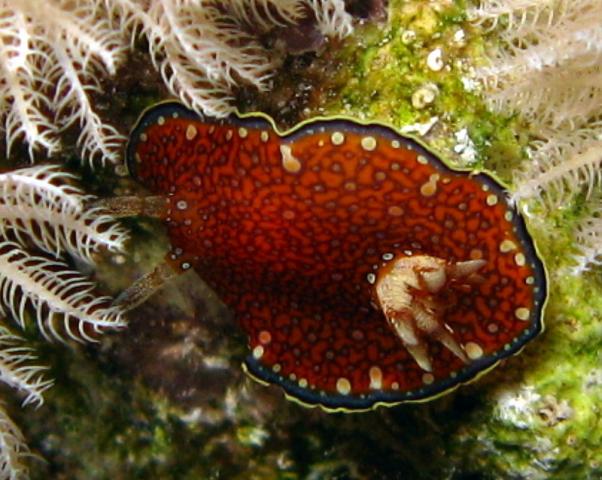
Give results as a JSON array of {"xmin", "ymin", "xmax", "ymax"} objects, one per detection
[{"xmin": 12, "ymin": 1, "xmax": 601, "ymax": 479}]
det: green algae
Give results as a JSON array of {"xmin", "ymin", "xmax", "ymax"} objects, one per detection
[
  {"xmin": 309, "ymin": 0, "xmax": 527, "ymax": 176},
  {"xmin": 11, "ymin": 1, "xmax": 602, "ymax": 479}
]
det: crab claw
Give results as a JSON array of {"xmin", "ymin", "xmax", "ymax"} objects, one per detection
[
  {"xmin": 374, "ymin": 255, "xmax": 486, "ymax": 371},
  {"xmin": 448, "ymin": 259, "xmax": 487, "ymax": 285}
]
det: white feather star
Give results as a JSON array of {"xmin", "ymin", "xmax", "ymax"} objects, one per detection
[
  {"xmin": 0, "ymin": 164, "xmax": 128, "ymax": 478},
  {"xmin": 0, "ymin": 0, "xmax": 353, "ymax": 165},
  {"xmin": 472, "ymin": 0, "xmax": 602, "ymax": 271}
]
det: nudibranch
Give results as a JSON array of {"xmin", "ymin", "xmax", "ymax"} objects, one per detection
[{"xmin": 127, "ymin": 101, "xmax": 547, "ymax": 411}]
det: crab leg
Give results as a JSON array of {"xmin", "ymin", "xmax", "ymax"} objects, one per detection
[{"xmin": 375, "ymin": 255, "xmax": 486, "ymax": 371}]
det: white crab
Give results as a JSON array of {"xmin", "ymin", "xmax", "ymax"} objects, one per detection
[{"xmin": 375, "ymin": 255, "xmax": 486, "ymax": 372}]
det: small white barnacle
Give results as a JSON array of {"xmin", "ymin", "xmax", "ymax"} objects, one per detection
[
  {"xmin": 411, "ymin": 83, "xmax": 438, "ymax": 109},
  {"xmin": 401, "ymin": 29, "xmax": 416, "ymax": 44},
  {"xmin": 426, "ymin": 48, "xmax": 444, "ymax": 71},
  {"xmin": 453, "ymin": 29, "xmax": 466, "ymax": 45}
]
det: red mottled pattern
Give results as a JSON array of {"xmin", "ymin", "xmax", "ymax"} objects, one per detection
[{"xmin": 129, "ymin": 104, "xmax": 545, "ymax": 407}]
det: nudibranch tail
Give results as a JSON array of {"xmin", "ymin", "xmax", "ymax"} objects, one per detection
[{"xmin": 128, "ymin": 101, "xmax": 547, "ymax": 411}]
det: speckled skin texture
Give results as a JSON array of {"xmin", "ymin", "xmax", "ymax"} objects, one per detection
[{"xmin": 128, "ymin": 102, "xmax": 545, "ymax": 409}]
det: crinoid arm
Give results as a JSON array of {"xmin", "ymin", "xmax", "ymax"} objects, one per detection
[
  {"xmin": 0, "ymin": 403, "xmax": 29, "ymax": 480},
  {"xmin": 0, "ymin": 165, "xmax": 129, "ymax": 263},
  {"xmin": 87, "ymin": 195, "xmax": 167, "ymax": 218},
  {"xmin": 113, "ymin": 260, "xmax": 179, "ymax": 312},
  {"xmin": 0, "ymin": 241, "xmax": 125, "ymax": 344},
  {"xmin": 375, "ymin": 255, "xmax": 486, "ymax": 372},
  {"xmin": 0, "ymin": 326, "xmax": 52, "ymax": 407}
]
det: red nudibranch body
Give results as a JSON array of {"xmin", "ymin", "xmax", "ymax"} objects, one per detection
[{"xmin": 127, "ymin": 102, "xmax": 547, "ymax": 411}]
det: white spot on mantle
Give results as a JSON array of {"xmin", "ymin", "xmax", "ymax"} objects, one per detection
[{"xmin": 336, "ymin": 377, "xmax": 351, "ymax": 395}]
